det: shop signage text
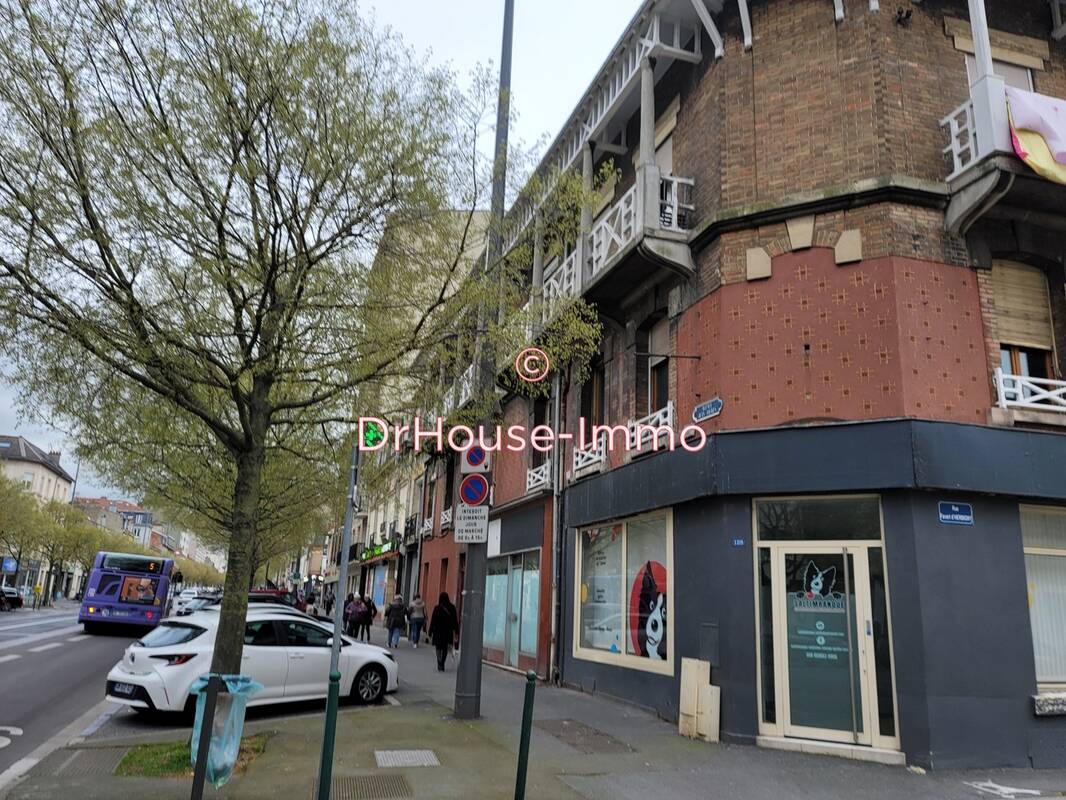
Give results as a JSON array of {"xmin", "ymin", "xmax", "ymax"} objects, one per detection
[
  {"xmin": 359, "ymin": 539, "xmax": 398, "ymax": 562},
  {"xmin": 938, "ymin": 501, "xmax": 974, "ymax": 526}
]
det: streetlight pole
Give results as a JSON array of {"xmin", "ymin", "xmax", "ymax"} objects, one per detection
[
  {"xmin": 317, "ymin": 440, "xmax": 360, "ymax": 799},
  {"xmin": 454, "ymin": 0, "xmax": 515, "ymax": 721}
]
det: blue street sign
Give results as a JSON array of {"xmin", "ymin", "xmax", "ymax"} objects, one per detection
[
  {"xmin": 2, "ymin": 556, "xmax": 16, "ymax": 573},
  {"xmin": 693, "ymin": 397, "xmax": 724, "ymax": 423},
  {"xmin": 460, "ymin": 474, "xmax": 490, "ymax": 507},
  {"xmin": 938, "ymin": 502, "xmax": 974, "ymax": 526},
  {"xmin": 731, "ymin": 538, "xmax": 746, "ymax": 548}
]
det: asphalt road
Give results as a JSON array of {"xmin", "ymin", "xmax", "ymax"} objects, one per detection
[{"xmin": 0, "ymin": 607, "xmax": 136, "ymax": 776}]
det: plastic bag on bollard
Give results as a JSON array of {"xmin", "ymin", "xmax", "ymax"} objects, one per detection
[{"xmin": 189, "ymin": 674, "xmax": 263, "ymax": 788}]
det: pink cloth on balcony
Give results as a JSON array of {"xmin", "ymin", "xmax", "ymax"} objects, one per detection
[{"xmin": 1005, "ymin": 86, "xmax": 1066, "ymax": 165}]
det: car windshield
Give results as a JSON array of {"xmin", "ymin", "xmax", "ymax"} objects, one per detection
[{"xmin": 137, "ymin": 623, "xmax": 206, "ymax": 648}]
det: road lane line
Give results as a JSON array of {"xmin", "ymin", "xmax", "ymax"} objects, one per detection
[
  {"xmin": 65, "ymin": 635, "xmax": 89, "ymax": 643},
  {"xmin": 0, "ymin": 654, "xmax": 20, "ymax": 664},
  {"xmin": 0, "ymin": 699, "xmax": 110, "ymax": 794},
  {"xmin": 27, "ymin": 642, "xmax": 63, "ymax": 652},
  {"xmin": 0, "ymin": 625, "xmax": 83, "ymax": 651},
  {"xmin": 0, "ymin": 615, "xmax": 77, "ymax": 633}
]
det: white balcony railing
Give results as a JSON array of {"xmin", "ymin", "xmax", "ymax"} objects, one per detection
[
  {"xmin": 995, "ymin": 368, "xmax": 1066, "ymax": 415},
  {"xmin": 628, "ymin": 401, "xmax": 676, "ymax": 450},
  {"xmin": 660, "ymin": 175, "xmax": 695, "ymax": 232},
  {"xmin": 421, "ymin": 518, "xmax": 432, "ymax": 535},
  {"xmin": 543, "ymin": 250, "xmax": 579, "ymax": 325},
  {"xmin": 440, "ymin": 506, "xmax": 453, "ymax": 528},
  {"xmin": 941, "ymin": 98, "xmax": 978, "ymax": 181},
  {"xmin": 591, "ymin": 183, "xmax": 639, "ymax": 281},
  {"xmin": 572, "ymin": 431, "xmax": 608, "ymax": 473},
  {"xmin": 526, "ymin": 461, "xmax": 551, "ymax": 492},
  {"xmin": 457, "ymin": 363, "xmax": 476, "ymax": 408}
]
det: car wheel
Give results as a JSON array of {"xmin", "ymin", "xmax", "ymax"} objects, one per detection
[{"xmin": 352, "ymin": 665, "xmax": 386, "ymax": 705}]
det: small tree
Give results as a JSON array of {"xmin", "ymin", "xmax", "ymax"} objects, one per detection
[
  {"xmin": 0, "ymin": 474, "xmax": 42, "ymax": 585},
  {"xmin": 0, "ymin": 0, "xmax": 501, "ymax": 670}
]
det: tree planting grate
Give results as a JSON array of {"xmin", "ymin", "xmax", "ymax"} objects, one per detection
[
  {"xmin": 29, "ymin": 746, "xmax": 128, "ymax": 777},
  {"xmin": 374, "ymin": 749, "xmax": 440, "ymax": 768},
  {"xmin": 310, "ymin": 775, "xmax": 413, "ymax": 799}
]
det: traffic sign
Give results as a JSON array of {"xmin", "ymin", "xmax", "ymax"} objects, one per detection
[
  {"xmin": 459, "ymin": 474, "xmax": 490, "ymax": 506},
  {"xmin": 461, "ymin": 445, "xmax": 491, "ymax": 474},
  {"xmin": 1, "ymin": 557, "xmax": 16, "ymax": 574},
  {"xmin": 455, "ymin": 504, "xmax": 489, "ymax": 543}
]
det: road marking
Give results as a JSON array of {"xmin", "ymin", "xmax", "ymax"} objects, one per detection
[
  {"xmin": 66, "ymin": 635, "xmax": 89, "ymax": 643},
  {"xmin": 27, "ymin": 642, "xmax": 63, "ymax": 652},
  {"xmin": 0, "ymin": 654, "xmax": 20, "ymax": 664},
  {"xmin": 385, "ymin": 694, "xmax": 401, "ymax": 706},
  {"xmin": 0, "ymin": 699, "xmax": 110, "ymax": 793},
  {"xmin": 73, "ymin": 703, "xmax": 125, "ymax": 741},
  {"xmin": 0, "ymin": 615, "xmax": 76, "ymax": 632},
  {"xmin": 0, "ymin": 624, "xmax": 83, "ymax": 650},
  {"xmin": 0, "ymin": 726, "xmax": 23, "ymax": 750},
  {"xmin": 965, "ymin": 781, "xmax": 1043, "ymax": 798}
]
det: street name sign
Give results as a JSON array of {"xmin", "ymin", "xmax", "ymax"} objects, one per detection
[
  {"xmin": 454, "ymin": 504, "xmax": 489, "ymax": 543},
  {"xmin": 938, "ymin": 501, "xmax": 974, "ymax": 526}
]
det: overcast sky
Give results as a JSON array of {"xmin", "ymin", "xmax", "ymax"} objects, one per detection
[{"xmin": 0, "ymin": 0, "xmax": 641, "ymax": 499}]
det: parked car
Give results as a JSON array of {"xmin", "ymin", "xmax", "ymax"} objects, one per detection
[
  {"xmin": 105, "ymin": 607, "xmax": 397, "ymax": 713},
  {"xmin": 1, "ymin": 586, "xmax": 22, "ymax": 609}
]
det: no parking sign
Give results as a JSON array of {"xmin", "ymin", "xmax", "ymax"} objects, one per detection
[{"xmin": 461, "ymin": 444, "xmax": 491, "ymax": 474}]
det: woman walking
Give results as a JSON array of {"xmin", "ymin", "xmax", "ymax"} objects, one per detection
[
  {"xmin": 358, "ymin": 594, "xmax": 375, "ymax": 642},
  {"xmin": 385, "ymin": 594, "xmax": 407, "ymax": 648},
  {"xmin": 343, "ymin": 593, "xmax": 358, "ymax": 636},
  {"xmin": 407, "ymin": 594, "xmax": 426, "ymax": 647},
  {"xmin": 428, "ymin": 592, "xmax": 459, "ymax": 672}
]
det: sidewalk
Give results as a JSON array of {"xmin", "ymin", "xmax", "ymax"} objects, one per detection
[{"xmin": 8, "ymin": 626, "xmax": 1066, "ymax": 799}]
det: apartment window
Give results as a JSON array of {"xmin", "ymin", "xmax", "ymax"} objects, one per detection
[
  {"xmin": 993, "ymin": 261, "xmax": 1056, "ymax": 394},
  {"xmin": 648, "ymin": 318, "xmax": 670, "ymax": 414},
  {"xmin": 1021, "ymin": 506, "xmax": 1066, "ymax": 687},
  {"xmin": 443, "ymin": 455, "xmax": 455, "ymax": 511},
  {"xmin": 580, "ymin": 361, "xmax": 606, "ymax": 429},
  {"xmin": 530, "ymin": 396, "xmax": 549, "ymax": 467},
  {"xmin": 575, "ymin": 511, "xmax": 672, "ymax": 674},
  {"xmin": 21, "ymin": 471, "xmax": 32, "ymax": 487},
  {"xmin": 965, "ymin": 55, "xmax": 1033, "ymax": 91}
]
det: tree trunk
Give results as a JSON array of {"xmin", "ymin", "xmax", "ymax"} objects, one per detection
[{"xmin": 210, "ymin": 442, "xmax": 266, "ymax": 674}]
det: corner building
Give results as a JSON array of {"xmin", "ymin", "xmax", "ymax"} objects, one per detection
[{"xmin": 454, "ymin": 0, "xmax": 1066, "ymax": 769}]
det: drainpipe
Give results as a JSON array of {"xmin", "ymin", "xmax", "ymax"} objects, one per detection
[{"xmin": 548, "ymin": 369, "xmax": 563, "ymax": 684}]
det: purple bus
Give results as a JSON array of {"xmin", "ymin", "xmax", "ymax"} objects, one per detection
[{"xmin": 79, "ymin": 552, "xmax": 174, "ymax": 632}]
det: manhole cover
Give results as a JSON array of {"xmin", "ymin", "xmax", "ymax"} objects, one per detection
[
  {"xmin": 310, "ymin": 775, "xmax": 413, "ymax": 799},
  {"xmin": 29, "ymin": 747, "xmax": 128, "ymax": 777},
  {"xmin": 374, "ymin": 749, "xmax": 440, "ymax": 767},
  {"xmin": 535, "ymin": 719, "xmax": 634, "ymax": 754}
]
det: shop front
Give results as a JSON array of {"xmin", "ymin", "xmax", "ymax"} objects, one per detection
[
  {"xmin": 359, "ymin": 540, "xmax": 401, "ymax": 611},
  {"xmin": 561, "ymin": 419, "xmax": 1066, "ymax": 769},
  {"xmin": 484, "ymin": 498, "xmax": 552, "ymax": 677}
]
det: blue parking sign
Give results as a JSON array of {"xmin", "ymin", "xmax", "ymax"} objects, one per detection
[{"xmin": 2, "ymin": 557, "xmax": 17, "ymax": 574}]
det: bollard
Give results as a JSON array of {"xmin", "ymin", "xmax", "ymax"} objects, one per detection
[{"xmin": 514, "ymin": 670, "xmax": 537, "ymax": 800}]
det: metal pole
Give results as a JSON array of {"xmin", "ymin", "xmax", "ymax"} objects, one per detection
[
  {"xmin": 455, "ymin": 0, "xmax": 515, "ymax": 721},
  {"xmin": 317, "ymin": 441, "xmax": 360, "ymax": 800},
  {"xmin": 514, "ymin": 670, "xmax": 537, "ymax": 800},
  {"xmin": 190, "ymin": 674, "xmax": 220, "ymax": 800}
]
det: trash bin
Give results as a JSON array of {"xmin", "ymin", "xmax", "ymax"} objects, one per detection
[{"xmin": 189, "ymin": 674, "xmax": 263, "ymax": 788}]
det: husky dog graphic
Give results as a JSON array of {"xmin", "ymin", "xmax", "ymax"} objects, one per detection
[
  {"xmin": 803, "ymin": 561, "xmax": 836, "ymax": 598},
  {"xmin": 637, "ymin": 563, "xmax": 667, "ymax": 660}
]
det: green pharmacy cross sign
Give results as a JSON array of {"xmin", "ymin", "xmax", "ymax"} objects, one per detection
[{"xmin": 362, "ymin": 421, "xmax": 385, "ymax": 449}]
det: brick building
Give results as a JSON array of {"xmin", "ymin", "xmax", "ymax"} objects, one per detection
[{"xmin": 424, "ymin": 0, "xmax": 1066, "ymax": 769}]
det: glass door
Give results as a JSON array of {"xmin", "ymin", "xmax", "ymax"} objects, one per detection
[
  {"xmin": 768, "ymin": 544, "xmax": 897, "ymax": 749},
  {"xmin": 506, "ymin": 554, "xmax": 523, "ymax": 667}
]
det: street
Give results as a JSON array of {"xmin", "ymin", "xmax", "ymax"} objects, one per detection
[{"xmin": 0, "ymin": 606, "xmax": 135, "ymax": 778}]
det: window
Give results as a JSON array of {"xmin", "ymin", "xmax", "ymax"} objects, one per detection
[
  {"xmin": 119, "ymin": 576, "xmax": 159, "ymax": 605},
  {"xmin": 530, "ymin": 397, "xmax": 549, "ymax": 467},
  {"xmin": 965, "ymin": 55, "xmax": 1033, "ymax": 91},
  {"xmin": 580, "ymin": 361, "xmax": 606, "ymax": 429},
  {"xmin": 755, "ymin": 496, "xmax": 882, "ymax": 541},
  {"xmin": 992, "ymin": 261, "xmax": 1056, "ymax": 393},
  {"xmin": 443, "ymin": 456, "xmax": 455, "ymax": 511},
  {"xmin": 484, "ymin": 558, "xmax": 508, "ymax": 650},
  {"xmin": 244, "ymin": 620, "xmax": 280, "ymax": 647},
  {"xmin": 139, "ymin": 623, "xmax": 205, "ymax": 648},
  {"xmin": 575, "ymin": 511, "xmax": 672, "ymax": 673},
  {"xmin": 21, "ymin": 471, "xmax": 32, "ymax": 486},
  {"xmin": 1021, "ymin": 506, "xmax": 1066, "ymax": 687},
  {"xmin": 647, "ymin": 318, "xmax": 670, "ymax": 414},
  {"xmin": 283, "ymin": 620, "xmax": 331, "ymax": 647}
]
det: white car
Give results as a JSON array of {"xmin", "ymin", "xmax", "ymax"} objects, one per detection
[
  {"xmin": 105, "ymin": 608, "xmax": 397, "ymax": 713},
  {"xmin": 171, "ymin": 589, "xmax": 200, "ymax": 616}
]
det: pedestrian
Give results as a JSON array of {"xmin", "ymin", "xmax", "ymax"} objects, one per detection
[
  {"xmin": 358, "ymin": 594, "xmax": 375, "ymax": 642},
  {"xmin": 385, "ymin": 594, "xmax": 407, "ymax": 649},
  {"xmin": 343, "ymin": 592, "xmax": 357, "ymax": 635},
  {"xmin": 428, "ymin": 592, "xmax": 459, "ymax": 672},
  {"xmin": 407, "ymin": 593, "xmax": 426, "ymax": 647}
]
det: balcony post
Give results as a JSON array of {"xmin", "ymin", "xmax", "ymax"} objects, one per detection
[
  {"xmin": 966, "ymin": 0, "xmax": 1012, "ymax": 160},
  {"xmin": 532, "ymin": 209, "xmax": 544, "ymax": 298},
  {"xmin": 967, "ymin": 0, "xmax": 994, "ymax": 83},
  {"xmin": 640, "ymin": 57, "xmax": 656, "ymax": 167},
  {"xmin": 580, "ymin": 142, "xmax": 594, "ymax": 290}
]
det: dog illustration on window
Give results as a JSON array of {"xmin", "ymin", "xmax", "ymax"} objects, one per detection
[
  {"xmin": 804, "ymin": 561, "xmax": 836, "ymax": 598},
  {"xmin": 635, "ymin": 562, "xmax": 667, "ymax": 660}
]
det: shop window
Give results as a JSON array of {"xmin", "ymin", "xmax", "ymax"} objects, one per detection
[
  {"xmin": 484, "ymin": 558, "xmax": 509, "ymax": 650},
  {"xmin": 1021, "ymin": 506, "xmax": 1066, "ymax": 688},
  {"xmin": 520, "ymin": 550, "xmax": 540, "ymax": 655},
  {"xmin": 575, "ymin": 511, "xmax": 672, "ymax": 674},
  {"xmin": 755, "ymin": 496, "xmax": 882, "ymax": 541}
]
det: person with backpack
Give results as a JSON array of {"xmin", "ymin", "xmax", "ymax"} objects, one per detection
[
  {"xmin": 385, "ymin": 594, "xmax": 407, "ymax": 648},
  {"xmin": 407, "ymin": 594, "xmax": 426, "ymax": 647}
]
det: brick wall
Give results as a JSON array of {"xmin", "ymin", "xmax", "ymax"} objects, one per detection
[{"xmin": 493, "ymin": 396, "xmax": 533, "ymax": 508}]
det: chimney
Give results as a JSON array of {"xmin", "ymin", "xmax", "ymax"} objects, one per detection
[{"xmin": 47, "ymin": 450, "xmax": 61, "ymax": 465}]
